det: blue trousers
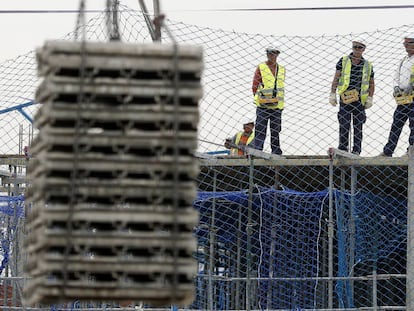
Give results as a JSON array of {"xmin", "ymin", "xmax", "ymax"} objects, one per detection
[
  {"xmin": 383, "ymin": 102, "xmax": 414, "ymax": 156},
  {"xmin": 253, "ymin": 107, "xmax": 282, "ymax": 155},
  {"xmin": 337, "ymin": 102, "xmax": 366, "ymax": 154}
]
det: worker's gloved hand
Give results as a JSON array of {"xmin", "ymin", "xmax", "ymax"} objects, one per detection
[
  {"xmin": 224, "ymin": 138, "xmax": 232, "ymax": 149},
  {"xmin": 365, "ymin": 96, "xmax": 373, "ymax": 109},
  {"xmin": 329, "ymin": 92, "xmax": 337, "ymax": 106},
  {"xmin": 393, "ymin": 86, "xmax": 403, "ymax": 97},
  {"xmin": 404, "ymin": 84, "xmax": 413, "ymax": 95}
]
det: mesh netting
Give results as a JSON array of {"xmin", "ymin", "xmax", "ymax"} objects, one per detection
[
  {"xmin": 0, "ymin": 3, "xmax": 412, "ymax": 310},
  {"xmin": 0, "ymin": 6, "xmax": 413, "ymax": 156},
  {"xmin": 0, "ymin": 195, "xmax": 25, "ymax": 307},
  {"xmin": 193, "ymin": 186, "xmax": 407, "ymax": 309},
  {"xmin": 335, "ymin": 188, "xmax": 407, "ymax": 308},
  {"xmin": 0, "ymin": 195, "xmax": 24, "ymax": 274}
]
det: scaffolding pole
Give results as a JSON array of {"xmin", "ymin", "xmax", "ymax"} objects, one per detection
[{"xmin": 407, "ymin": 145, "xmax": 414, "ymax": 310}]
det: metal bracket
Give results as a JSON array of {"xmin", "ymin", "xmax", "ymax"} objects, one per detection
[
  {"xmin": 138, "ymin": 0, "xmax": 162, "ymax": 42},
  {"xmin": 328, "ymin": 147, "xmax": 360, "ymax": 160}
]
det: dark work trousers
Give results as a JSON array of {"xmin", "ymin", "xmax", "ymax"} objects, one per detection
[
  {"xmin": 337, "ymin": 101, "xmax": 366, "ymax": 154},
  {"xmin": 253, "ymin": 107, "xmax": 283, "ymax": 155},
  {"xmin": 383, "ymin": 102, "xmax": 414, "ymax": 156}
]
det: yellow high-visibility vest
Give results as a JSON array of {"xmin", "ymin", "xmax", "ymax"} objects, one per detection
[
  {"xmin": 337, "ymin": 56, "xmax": 373, "ymax": 105},
  {"xmin": 254, "ymin": 63, "xmax": 285, "ymax": 109},
  {"xmin": 230, "ymin": 131, "xmax": 255, "ymax": 155}
]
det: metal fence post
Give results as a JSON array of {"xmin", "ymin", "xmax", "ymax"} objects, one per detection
[
  {"xmin": 349, "ymin": 166, "xmax": 357, "ymax": 307},
  {"xmin": 208, "ymin": 169, "xmax": 217, "ymax": 311},
  {"xmin": 407, "ymin": 145, "xmax": 414, "ymax": 310},
  {"xmin": 328, "ymin": 150, "xmax": 334, "ymax": 309},
  {"xmin": 246, "ymin": 155, "xmax": 254, "ymax": 311}
]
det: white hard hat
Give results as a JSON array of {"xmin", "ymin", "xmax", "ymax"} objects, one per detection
[
  {"xmin": 352, "ymin": 37, "xmax": 367, "ymax": 47},
  {"xmin": 242, "ymin": 117, "xmax": 255, "ymax": 125},
  {"xmin": 405, "ymin": 33, "xmax": 414, "ymax": 40},
  {"xmin": 266, "ymin": 46, "xmax": 281, "ymax": 54}
]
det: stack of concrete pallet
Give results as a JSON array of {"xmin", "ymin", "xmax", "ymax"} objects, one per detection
[{"xmin": 24, "ymin": 40, "xmax": 203, "ymax": 306}]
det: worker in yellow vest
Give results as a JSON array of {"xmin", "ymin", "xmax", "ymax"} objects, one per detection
[
  {"xmin": 252, "ymin": 46, "xmax": 285, "ymax": 155},
  {"xmin": 329, "ymin": 38, "xmax": 375, "ymax": 155},
  {"xmin": 224, "ymin": 119, "xmax": 255, "ymax": 156}
]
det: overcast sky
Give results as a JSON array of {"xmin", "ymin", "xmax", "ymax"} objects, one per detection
[{"xmin": 1, "ymin": 1, "xmax": 414, "ymax": 62}]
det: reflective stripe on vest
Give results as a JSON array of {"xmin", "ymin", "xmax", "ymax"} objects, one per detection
[
  {"xmin": 230, "ymin": 131, "xmax": 255, "ymax": 155},
  {"xmin": 337, "ymin": 56, "xmax": 373, "ymax": 105},
  {"xmin": 254, "ymin": 63, "xmax": 285, "ymax": 109}
]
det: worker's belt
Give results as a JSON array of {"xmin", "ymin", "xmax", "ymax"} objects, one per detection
[
  {"xmin": 395, "ymin": 94, "xmax": 414, "ymax": 105},
  {"xmin": 258, "ymin": 88, "xmax": 278, "ymax": 105},
  {"xmin": 340, "ymin": 89, "xmax": 359, "ymax": 104}
]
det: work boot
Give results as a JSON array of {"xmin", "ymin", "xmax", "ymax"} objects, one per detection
[{"xmin": 377, "ymin": 152, "xmax": 392, "ymax": 157}]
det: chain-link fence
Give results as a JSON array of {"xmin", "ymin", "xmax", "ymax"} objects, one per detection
[
  {"xmin": 196, "ymin": 153, "xmax": 409, "ymax": 310},
  {"xmin": 0, "ymin": 3, "xmax": 413, "ymax": 310}
]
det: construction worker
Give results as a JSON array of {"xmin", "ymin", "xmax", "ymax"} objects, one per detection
[
  {"xmin": 329, "ymin": 38, "xmax": 375, "ymax": 155},
  {"xmin": 252, "ymin": 46, "xmax": 285, "ymax": 155},
  {"xmin": 224, "ymin": 119, "xmax": 255, "ymax": 156},
  {"xmin": 379, "ymin": 33, "xmax": 414, "ymax": 157}
]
